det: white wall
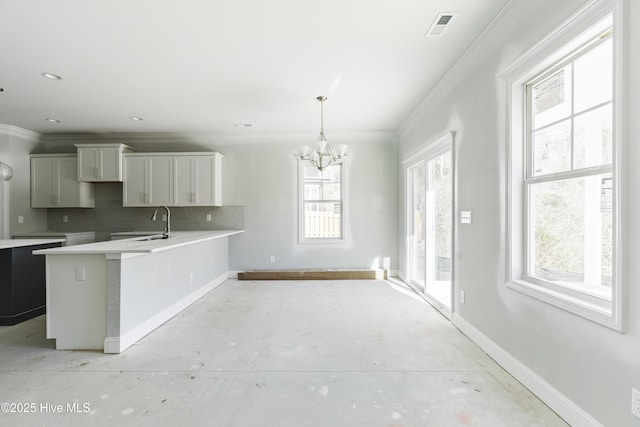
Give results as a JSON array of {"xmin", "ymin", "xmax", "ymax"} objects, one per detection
[
  {"xmin": 217, "ymin": 132, "xmax": 398, "ymax": 272},
  {"xmin": 38, "ymin": 131, "xmax": 399, "ymax": 272},
  {"xmin": 397, "ymin": 0, "xmax": 639, "ymax": 426},
  {"xmin": 0, "ymin": 125, "xmax": 47, "ymax": 237}
]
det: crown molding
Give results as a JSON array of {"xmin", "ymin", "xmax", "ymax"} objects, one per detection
[
  {"xmin": 397, "ymin": 0, "xmax": 528, "ymax": 139},
  {"xmin": 40, "ymin": 130, "xmax": 398, "ymax": 146},
  {"xmin": 0, "ymin": 124, "xmax": 41, "ymax": 140}
]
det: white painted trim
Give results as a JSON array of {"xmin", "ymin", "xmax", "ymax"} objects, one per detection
[
  {"xmin": 104, "ymin": 272, "xmax": 229, "ymax": 353},
  {"xmin": 452, "ymin": 313, "xmax": 605, "ymax": 427},
  {"xmin": 398, "ymin": 1, "xmax": 528, "ymax": 138},
  {"xmin": 499, "ymin": 0, "xmax": 617, "ymax": 81},
  {"xmin": 40, "ymin": 130, "xmax": 397, "ymax": 146},
  {"xmin": 403, "ymin": 131, "xmax": 455, "ymax": 316},
  {"xmin": 297, "ymin": 157, "xmax": 347, "ymax": 245},
  {"xmin": 401, "ymin": 131, "xmax": 454, "ymax": 165},
  {"xmin": 502, "ymin": 0, "xmax": 625, "ymax": 332},
  {"xmin": 0, "ymin": 124, "xmax": 41, "ymax": 140}
]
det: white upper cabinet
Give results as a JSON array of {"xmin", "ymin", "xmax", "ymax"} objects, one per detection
[
  {"xmin": 122, "ymin": 155, "xmax": 173, "ymax": 206},
  {"xmin": 123, "ymin": 153, "xmax": 222, "ymax": 207},
  {"xmin": 31, "ymin": 155, "xmax": 95, "ymax": 208},
  {"xmin": 173, "ymin": 154, "xmax": 222, "ymax": 206},
  {"xmin": 76, "ymin": 143, "xmax": 134, "ymax": 182}
]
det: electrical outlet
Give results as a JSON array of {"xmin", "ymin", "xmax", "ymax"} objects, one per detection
[
  {"xmin": 62, "ymin": 215, "xmax": 69, "ymax": 223},
  {"xmin": 460, "ymin": 290, "xmax": 466, "ymax": 304},
  {"xmin": 632, "ymin": 388, "xmax": 640, "ymax": 418},
  {"xmin": 206, "ymin": 213, "xmax": 212, "ymax": 222},
  {"xmin": 161, "ymin": 214, "xmax": 167, "ymax": 221},
  {"xmin": 75, "ymin": 267, "xmax": 86, "ymax": 281},
  {"xmin": 18, "ymin": 215, "xmax": 24, "ymax": 224},
  {"xmin": 269, "ymin": 255, "xmax": 275, "ymax": 263}
]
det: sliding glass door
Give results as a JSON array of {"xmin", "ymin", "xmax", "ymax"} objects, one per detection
[
  {"xmin": 407, "ymin": 141, "xmax": 453, "ymax": 314},
  {"xmin": 408, "ymin": 162, "xmax": 427, "ymax": 290}
]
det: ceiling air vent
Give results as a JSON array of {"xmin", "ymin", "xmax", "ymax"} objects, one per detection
[{"xmin": 426, "ymin": 12, "xmax": 456, "ymax": 37}]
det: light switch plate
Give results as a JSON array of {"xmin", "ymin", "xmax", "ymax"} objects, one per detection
[{"xmin": 460, "ymin": 211, "xmax": 472, "ymax": 224}]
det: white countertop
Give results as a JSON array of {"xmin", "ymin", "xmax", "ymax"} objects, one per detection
[
  {"xmin": 0, "ymin": 239, "xmax": 65, "ymax": 250},
  {"xmin": 12, "ymin": 231, "xmax": 95, "ymax": 238},
  {"xmin": 33, "ymin": 230, "xmax": 243, "ymax": 255},
  {"xmin": 110, "ymin": 231, "xmax": 163, "ymax": 237}
]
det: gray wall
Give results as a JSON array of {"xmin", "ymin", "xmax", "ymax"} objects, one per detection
[
  {"xmin": 37, "ymin": 131, "xmax": 399, "ymax": 272},
  {"xmin": 0, "ymin": 126, "xmax": 47, "ymax": 237},
  {"xmin": 397, "ymin": 0, "xmax": 639, "ymax": 426}
]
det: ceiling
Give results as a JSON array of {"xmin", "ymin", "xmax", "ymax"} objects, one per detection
[{"xmin": 0, "ymin": 0, "xmax": 509, "ymax": 136}]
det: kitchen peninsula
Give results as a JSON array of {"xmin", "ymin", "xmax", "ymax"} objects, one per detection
[
  {"xmin": 34, "ymin": 230, "xmax": 243, "ymax": 353},
  {"xmin": 0, "ymin": 239, "xmax": 64, "ymax": 325}
]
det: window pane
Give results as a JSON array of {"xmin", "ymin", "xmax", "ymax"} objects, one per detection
[
  {"xmin": 304, "ymin": 184, "xmax": 320, "ymax": 199},
  {"xmin": 304, "ymin": 166, "xmax": 322, "ymax": 179},
  {"xmin": 321, "ymin": 183, "xmax": 340, "ymax": 200},
  {"xmin": 322, "ymin": 165, "xmax": 341, "ymax": 183},
  {"xmin": 429, "ymin": 152, "xmax": 452, "ymax": 282},
  {"xmin": 531, "ymin": 65, "xmax": 572, "ymax": 129},
  {"xmin": 532, "ymin": 119, "xmax": 571, "ymax": 176},
  {"xmin": 573, "ymin": 104, "xmax": 612, "ymax": 169},
  {"xmin": 304, "ymin": 202, "xmax": 341, "ymax": 238},
  {"xmin": 529, "ymin": 174, "xmax": 612, "ymax": 296},
  {"xmin": 574, "ymin": 38, "xmax": 612, "ymax": 113}
]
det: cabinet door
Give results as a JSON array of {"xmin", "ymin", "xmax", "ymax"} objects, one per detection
[
  {"xmin": 78, "ymin": 145, "xmax": 126, "ymax": 182},
  {"xmin": 32, "ymin": 157, "xmax": 93, "ymax": 208},
  {"xmin": 123, "ymin": 156, "xmax": 173, "ymax": 206},
  {"xmin": 77, "ymin": 148, "xmax": 99, "ymax": 181},
  {"xmin": 148, "ymin": 156, "xmax": 173, "ymax": 205},
  {"xmin": 173, "ymin": 155, "xmax": 220, "ymax": 206},
  {"xmin": 123, "ymin": 156, "xmax": 147, "ymax": 206},
  {"xmin": 31, "ymin": 158, "xmax": 57, "ymax": 207},
  {"xmin": 57, "ymin": 157, "xmax": 81, "ymax": 206},
  {"xmin": 173, "ymin": 156, "xmax": 195, "ymax": 205}
]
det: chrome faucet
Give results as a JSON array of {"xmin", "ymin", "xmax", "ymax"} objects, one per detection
[{"xmin": 151, "ymin": 206, "xmax": 171, "ymax": 238}]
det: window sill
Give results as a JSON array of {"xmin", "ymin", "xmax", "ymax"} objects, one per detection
[
  {"xmin": 506, "ymin": 279, "xmax": 622, "ymax": 332},
  {"xmin": 298, "ymin": 238, "xmax": 345, "ymax": 245}
]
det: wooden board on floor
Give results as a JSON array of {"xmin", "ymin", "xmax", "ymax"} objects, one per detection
[{"xmin": 237, "ymin": 269, "xmax": 387, "ymax": 281}]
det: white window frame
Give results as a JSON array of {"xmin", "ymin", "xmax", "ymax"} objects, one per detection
[
  {"xmin": 501, "ymin": 0, "xmax": 625, "ymax": 331},
  {"xmin": 298, "ymin": 159, "xmax": 346, "ymax": 244}
]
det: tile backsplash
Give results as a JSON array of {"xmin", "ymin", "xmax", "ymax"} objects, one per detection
[{"xmin": 46, "ymin": 184, "xmax": 243, "ymax": 241}]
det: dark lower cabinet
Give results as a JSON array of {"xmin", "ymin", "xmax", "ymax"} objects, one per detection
[{"xmin": 0, "ymin": 242, "xmax": 62, "ymax": 326}]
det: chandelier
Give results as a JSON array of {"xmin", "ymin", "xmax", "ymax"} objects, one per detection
[{"xmin": 298, "ymin": 96, "xmax": 347, "ymax": 171}]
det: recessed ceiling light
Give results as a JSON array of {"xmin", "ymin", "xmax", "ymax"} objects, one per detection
[
  {"xmin": 45, "ymin": 118, "xmax": 60, "ymax": 123},
  {"xmin": 130, "ymin": 116, "xmax": 143, "ymax": 121},
  {"xmin": 41, "ymin": 72, "xmax": 62, "ymax": 80}
]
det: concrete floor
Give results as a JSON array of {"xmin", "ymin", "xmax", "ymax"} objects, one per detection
[{"xmin": 0, "ymin": 279, "xmax": 568, "ymax": 426}]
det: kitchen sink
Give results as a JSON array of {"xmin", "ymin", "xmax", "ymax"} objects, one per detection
[{"xmin": 132, "ymin": 234, "xmax": 167, "ymax": 241}]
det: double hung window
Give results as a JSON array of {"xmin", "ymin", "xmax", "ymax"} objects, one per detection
[
  {"xmin": 299, "ymin": 162, "xmax": 344, "ymax": 242},
  {"xmin": 505, "ymin": 4, "xmax": 623, "ymax": 330}
]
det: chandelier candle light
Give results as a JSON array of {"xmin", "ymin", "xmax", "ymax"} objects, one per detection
[{"xmin": 298, "ymin": 96, "xmax": 347, "ymax": 171}]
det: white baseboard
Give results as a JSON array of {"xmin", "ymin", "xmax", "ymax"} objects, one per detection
[
  {"xmin": 104, "ymin": 272, "xmax": 229, "ymax": 354},
  {"xmin": 452, "ymin": 313, "xmax": 604, "ymax": 427},
  {"xmin": 227, "ymin": 270, "xmax": 241, "ymax": 279}
]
